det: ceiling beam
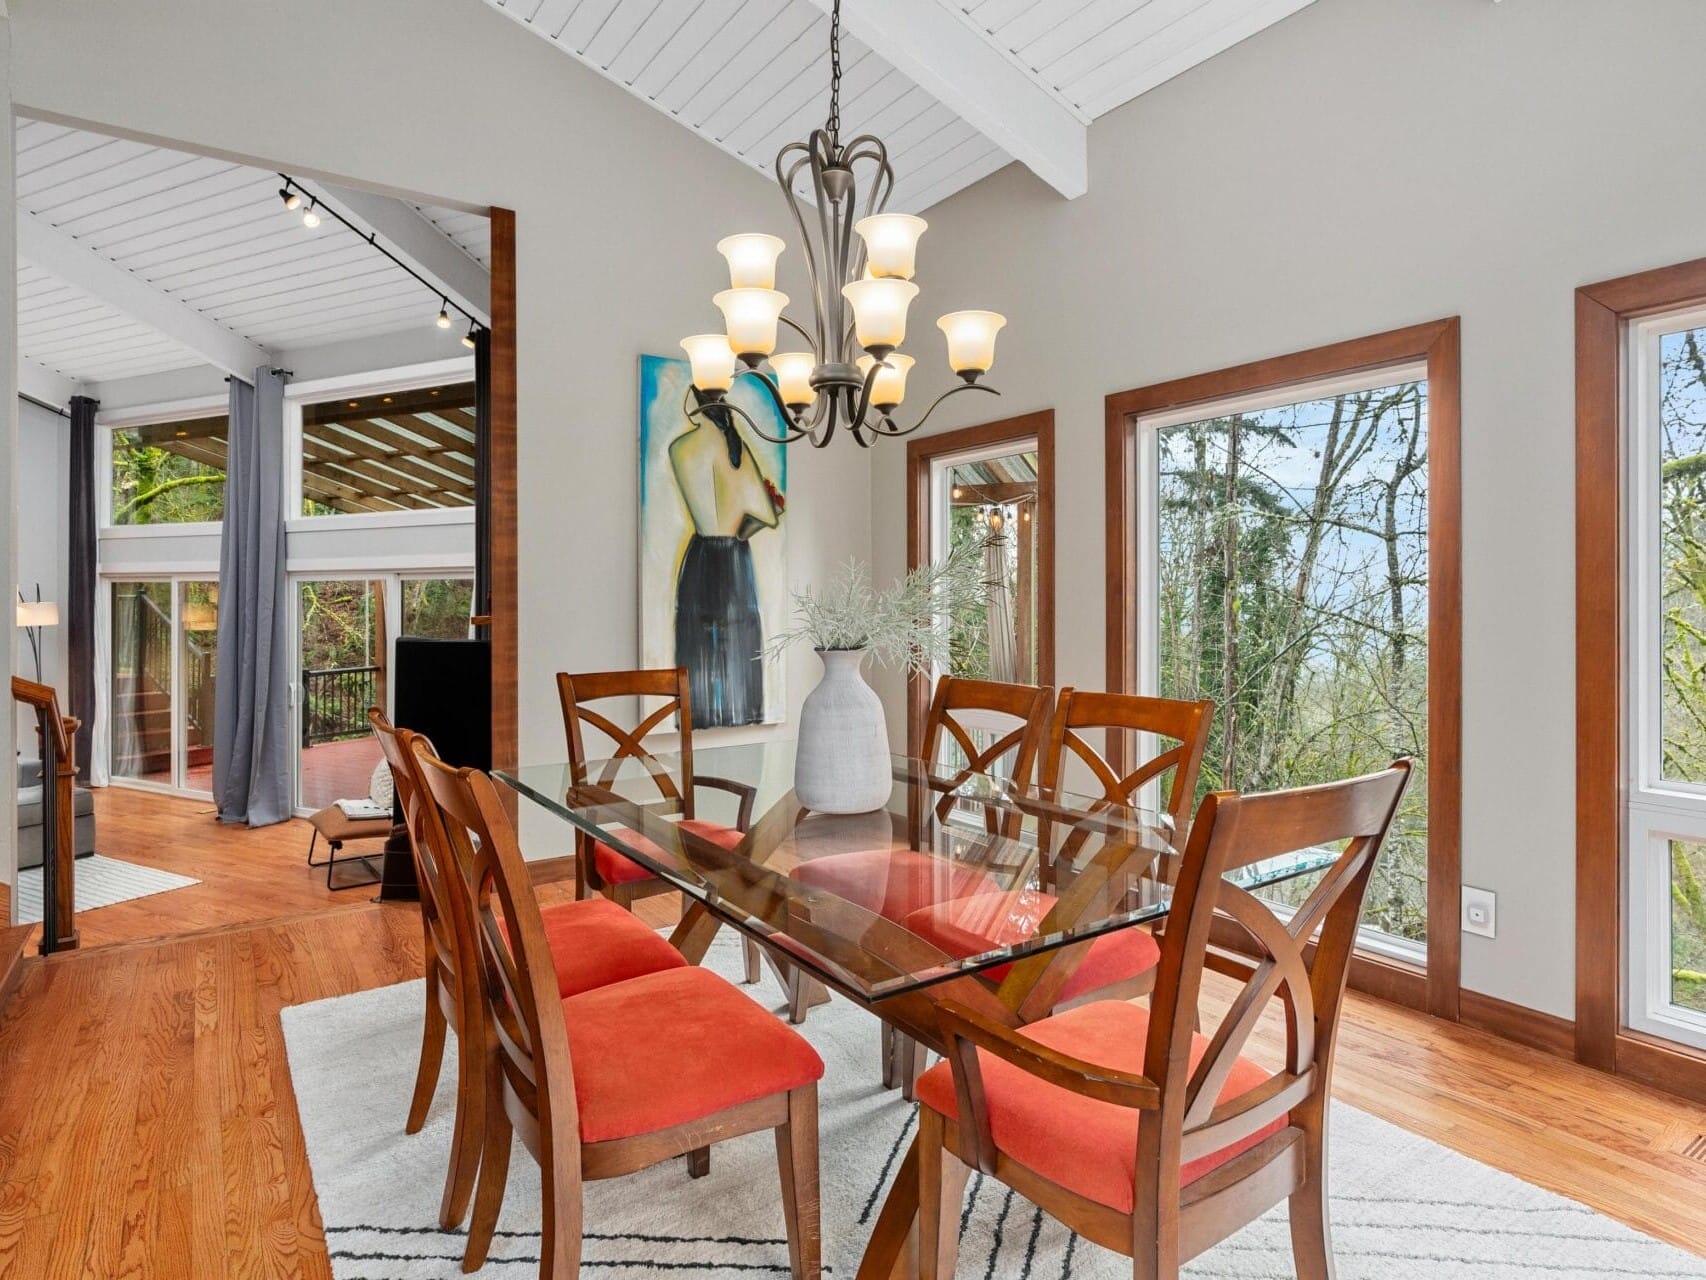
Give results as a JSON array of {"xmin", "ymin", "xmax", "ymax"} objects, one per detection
[
  {"xmin": 806, "ymin": 0, "xmax": 1088, "ymax": 200},
  {"xmin": 18, "ymin": 211, "xmax": 271, "ymax": 380},
  {"xmin": 322, "ymin": 184, "xmax": 490, "ymax": 326},
  {"xmin": 18, "ymin": 359, "xmax": 78, "ymax": 411}
]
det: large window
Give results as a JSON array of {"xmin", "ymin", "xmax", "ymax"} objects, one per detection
[
  {"xmin": 1141, "ymin": 371, "xmax": 1430, "ymax": 952},
  {"xmin": 109, "ymin": 577, "xmax": 219, "ymax": 795},
  {"xmin": 109, "ymin": 416, "xmax": 227, "ymax": 526},
  {"xmin": 1627, "ymin": 307, "xmax": 1706, "ymax": 1048},
  {"xmin": 295, "ymin": 381, "xmax": 476, "ymax": 517}
]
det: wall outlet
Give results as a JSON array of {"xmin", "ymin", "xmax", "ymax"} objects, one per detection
[{"xmin": 1462, "ymin": 886, "xmax": 1497, "ymax": 939}]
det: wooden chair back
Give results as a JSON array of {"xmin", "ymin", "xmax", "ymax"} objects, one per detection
[
  {"xmin": 919, "ymin": 676, "xmax": 1052, "ymax": 834},
  {"xmin": 370, "ymin": 709, "xmax": 466, "ymax": 994},
  {"xmin": 412, "ymin": 741, "xmax": 581, "ymax": 1171},
  {"xmin": 1042, "ymin": 689, "xmax": 1212, "ymax": 829},
  {"xmin": 556, "ymin": 667, "xmax": 699, "ymax": 818},
  {"xmin": 1143, "ymin": 759, "xmax": 1411, "ymax": 1179},
  {"xmin": 940, "ymin": 759, "xmax": 1411, "ymax": 1260}
]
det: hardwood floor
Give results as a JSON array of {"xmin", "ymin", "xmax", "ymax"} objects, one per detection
[
  {"xmin": 35, "ymin": 787, "xmax": 383, "ymax": 950},
  {"xmin": 0, "ymin": 892, "xmax": 1702, "ymax": 1276}
]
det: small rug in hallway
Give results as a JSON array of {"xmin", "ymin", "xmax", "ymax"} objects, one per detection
[
  {"xmin": 281, "ymin": 935, "xmax": 1706, "ymax": 1279},
  {"xmin": 15, "ymin": 853, "xmax": 199, "ymax": 923}
]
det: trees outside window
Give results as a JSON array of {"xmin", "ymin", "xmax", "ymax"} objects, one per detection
[
  {"xmin": 1151, "ymin": 377, "xmax": 1430, "ymax": 946},
  {"xmin": 109, "ymin": 417, "xmax": 227, "ymax": 526}
]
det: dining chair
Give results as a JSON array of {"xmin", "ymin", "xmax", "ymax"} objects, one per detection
[
  {"xmin": 911, "ymin": 759, "xmax": 1413, "ymax": 1280},
  {"xmin": 903, "ymin": 689, "xmax": 1214, "ymax": 1008},
  {"xmin": 371, "ymin": 709, "xmax": 688, "ymax": 1229},
  {"xmin": 790, "ymin": 675, "xmax": 1051, "ymax": 1079},
  {"xmin": 411, "ymin": 741, "xmax": 826, "ymax": 1280},
  {"xmin": 557, "ymin": 667, "xmax": 763, "ymax": 983}
]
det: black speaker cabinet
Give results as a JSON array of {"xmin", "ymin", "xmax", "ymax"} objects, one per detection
[{"xmin": 381, "ymin": 637, "xmax": 492, "ymax": 900}]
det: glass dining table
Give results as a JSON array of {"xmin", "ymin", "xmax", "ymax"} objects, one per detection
[{"xmin": 498, "ymin": 738, "xmax": 1336, "ymax": 1279}]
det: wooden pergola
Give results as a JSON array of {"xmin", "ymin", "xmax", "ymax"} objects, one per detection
[{"xmin": 130, "ymin": 381, "xmax": 478, "ymax": 516}]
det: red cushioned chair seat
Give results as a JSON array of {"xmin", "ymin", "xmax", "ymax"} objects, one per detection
[
  {"xmin": 561, "ymin": 966, "xmax": 825, "ymax": 1143},
  {"xmin": 915, "ymin": 999, "xmax": 1285, "ymax": 1212},
  {"xmin": 903, "ymin": 890, "xmax": 1160, "ymax": 1004},
  {"xmin": 531, "ymin": 897, "xmax": 688, "ymax": 998},
  {"xmin": 592, "ymin": 819, "xmax": 747, "ymax": 887},
  {"xmin": 789, "ymin": 848, "xmax": 1002, "ymax": 922}
]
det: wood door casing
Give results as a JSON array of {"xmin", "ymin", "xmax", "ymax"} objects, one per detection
[{"xmin": 904, "ymin": 411, "xmax": 1055, "ymax": 756}]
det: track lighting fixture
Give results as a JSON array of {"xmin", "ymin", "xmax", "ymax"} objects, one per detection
[
  {"xmin": 461, "ymin": 321, "xmax": 479, "ymax": 350},
  {"xmin": 436, "ymin": 299, "xmax": 452, "ymax": 330},
  {"xmin": 302, "ymin": 199, "xmax": 321, "ymax": 229},
  {"xmin": 278, "ymin": 184, "xmax": 302, "ymax": 212}
]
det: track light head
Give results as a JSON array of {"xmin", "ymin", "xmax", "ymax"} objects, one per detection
[
  {"xmin": 279, "ymin": 185, "xmax": 302, "ymax": 212},
  {"xmin": 302, "ymin": 200, "xmax": 321, "ymax": 229},
  {"xmin": 436, "ymin": 299, "xmax": 452, "ymax": 330},
  {"xmin": 461, "ymin": 322, "xmax": 479, "ymax": 350}
]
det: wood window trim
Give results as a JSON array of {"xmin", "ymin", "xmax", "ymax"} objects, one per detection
[
  {"xmin": 1104, "ymin": 319, "xmax": 1463, "ymax": 1021},
  {"xmin": 488, "ymin": 207, "xmax": 519, "ymax": 774},
  {"xmin": 1576, "ymin": 256, "xmax": 1706, "ymax": 1104},
  {"xmin": 904, "ymin": 411, "xmax": 1055, "ymax": 755}
]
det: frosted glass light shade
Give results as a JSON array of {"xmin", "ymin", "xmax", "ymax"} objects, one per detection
[
  {"xmin": 716, "ymin": 233, "xmax": 785, "ymax": 289},
  {"xmin": 15, "ymin": 600, "xmax": 59, "ymax": 628},
  {"xmin": 681, "ymin": 334, "xmax": 737, "ymax": 392},
  {"xmin": 714, "ymin": 288, "xmax": 789, "ymax": 358},
  {"xmin": 770, "ymin": 352, "xmax": 817, "ymax": 407},
  {"xmin": 857, "ymin": 353, "xmax": 914, "ymax": 409},
  {"xmin": 842, "ymin": 278, "xmax": 919, "ymax": 351},
  {"xmin": 854, "ymin": 214, "xmax": 927, "ymax": 280},
  {"xmin": 937, "ymin": 310, "xmax": 1006, "ymax": 375}
]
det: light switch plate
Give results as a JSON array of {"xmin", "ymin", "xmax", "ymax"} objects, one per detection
[{"xmin": 1462, "ymin": 885, "xmax": 1496, "ymax": 939}]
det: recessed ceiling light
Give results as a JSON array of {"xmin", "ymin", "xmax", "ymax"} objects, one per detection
[{"xmin": 348, "ymin": 400, "xmax": 360, "ymax": 408}]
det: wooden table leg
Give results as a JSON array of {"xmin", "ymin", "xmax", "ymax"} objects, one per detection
[
  {"xmin": 857, "ymin": 1138, "xmax": 921, "ymax": 1280},
  {"xmin": 668, "ymin": 901, "xmax": 724, "ymax": 963}
]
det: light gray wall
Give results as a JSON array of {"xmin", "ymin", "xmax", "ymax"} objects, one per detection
[
  {"xmin": 869, "ymin": 0, "xmax": 1706, "ymax": 1020},
  {"xmin": 8, "ymin": 0, "xmax": 871, "ymax": 783},
  {"xmin": 14, "ymin": 396, "xmax": 67, "ymax": 748}
]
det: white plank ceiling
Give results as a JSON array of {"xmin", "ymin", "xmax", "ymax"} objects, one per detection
[
  {"xmin": 15, "ymin": 119, "xmax": 490, "ymax": 387},
  {"xmin": 482, "ymin": 0, "xmax": 1315, "ymax": 210}
]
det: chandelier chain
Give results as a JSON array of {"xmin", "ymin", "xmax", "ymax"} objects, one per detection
[{"xmin": 827, "ymin": 0, "xmax": 843, "ymax": 140}]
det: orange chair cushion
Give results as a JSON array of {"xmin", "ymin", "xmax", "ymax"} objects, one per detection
[
  {"xmin": 790, "ymin": 849, "xmax": 1002, "ymax": 922},
  {"xmin": 903, "ymin": 890, "xmax": 1160, "ymax": 1004},
  {"xmin": 914, "ymin": 999, "xmax": 1285, "ymax": 1212},
  {"xmin": 562, "ymin": 966, "xmax": 824, "ymax": 1143},
  {"xmin": 592, "ymin": 819, "xmax": 747, "ymax": 887},
  {"xmin": 533, "ymin": 897, "xmax": 688, "ymax": 998}
]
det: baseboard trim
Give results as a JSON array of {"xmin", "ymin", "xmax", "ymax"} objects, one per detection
[
  {"xmin": 0, "ymin": 924, "xmax": 32, "ymax": 1015},
  {"xmin": 1459, "ymin": 988, "xmax": 1576, "ymax": 1059},
  {"xmin": 1616, "ymin": 1030, "xmax": 1706, "ymax": 1107}
]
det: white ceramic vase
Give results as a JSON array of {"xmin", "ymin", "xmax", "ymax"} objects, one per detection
[{"xmin": 794, "ymin": 648, "xmax": 893, "ymax": 814}]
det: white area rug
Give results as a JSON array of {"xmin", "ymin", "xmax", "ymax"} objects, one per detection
[
  {"xmin": 281, "ymin": 935, "xmax": 1706, "ymax": 1279},
  {"xmin": 15, "ymin": 853, "xmax": 199, "ymax": 924}
]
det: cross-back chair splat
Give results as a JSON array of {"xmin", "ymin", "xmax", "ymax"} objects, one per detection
[{"xmin": 915, "ymin": 759, "xmax": 1412, "ymax": 1280}]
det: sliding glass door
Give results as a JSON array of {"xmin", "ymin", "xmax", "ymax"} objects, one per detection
[
  {"xmin": 293, "ymin": 573, "xmax": 472, "ymax": 813},
  {"xmin": 109, "ymin": 577, "xmax": 220, "ymax": 795}
]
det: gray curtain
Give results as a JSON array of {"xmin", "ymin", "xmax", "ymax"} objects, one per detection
[
  {"xmin": 67, "ymin": 394, "xmax": 98, "ymax": 780},
  {"xmin": 212, "ymin": 367, "xmax": 291, "ymax": 826}
]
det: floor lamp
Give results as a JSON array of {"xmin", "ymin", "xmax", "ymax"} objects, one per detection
[{"xmin": 16, "ymin": 587, "xmax": 60, "ymax": 685}]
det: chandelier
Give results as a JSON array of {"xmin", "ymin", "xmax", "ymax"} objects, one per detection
[{"xmin": 678, "ymin": 0, "xmax": 1006, "ymax": 449}]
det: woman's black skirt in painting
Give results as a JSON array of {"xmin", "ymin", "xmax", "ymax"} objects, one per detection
[{"xmin": 675, "ymin": 534, "xmax": 764, "ymax": 727}]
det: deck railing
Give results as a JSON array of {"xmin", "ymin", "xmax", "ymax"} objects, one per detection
[{"xmin": 301, "ymin": 664, "xmax": 380, "ymax": 747}]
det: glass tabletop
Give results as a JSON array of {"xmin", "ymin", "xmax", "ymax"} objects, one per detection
[{"xmin": 498, "ymin": 739, "xmax": 1336, "ymax": 1002}]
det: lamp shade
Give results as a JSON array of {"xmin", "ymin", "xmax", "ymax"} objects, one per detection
[
  {"xmin": 681, "ymin": 334, "xmax": 737, "ymax": 393},
  {"xmin": 937, "ymin": 310, "xmax": 1006, "ymax": 376},
  {"xmin": 857, "ymin": 353, "xmax": 915, "ymax": 409},
  {"xmin": 842, "ymin": 278, "xmax": 919, "ymax": 351},
  {"xmin": 15, "ymin": 599, "xmax": 59, "ymax": 628},
  {"xmin": 716, "ymin": 234, "xmax": 786, "ymax": 289},
  {"xmin": 770, "ymin": 352, "xmax": 817, "ymax": 408},
  {"xmin": 854, "ymin": 214, "xmax": 927, "ymax": 280},
  {"xmin": 713, "ymin": 288, "xmax": 789, "ymax": 358}
]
